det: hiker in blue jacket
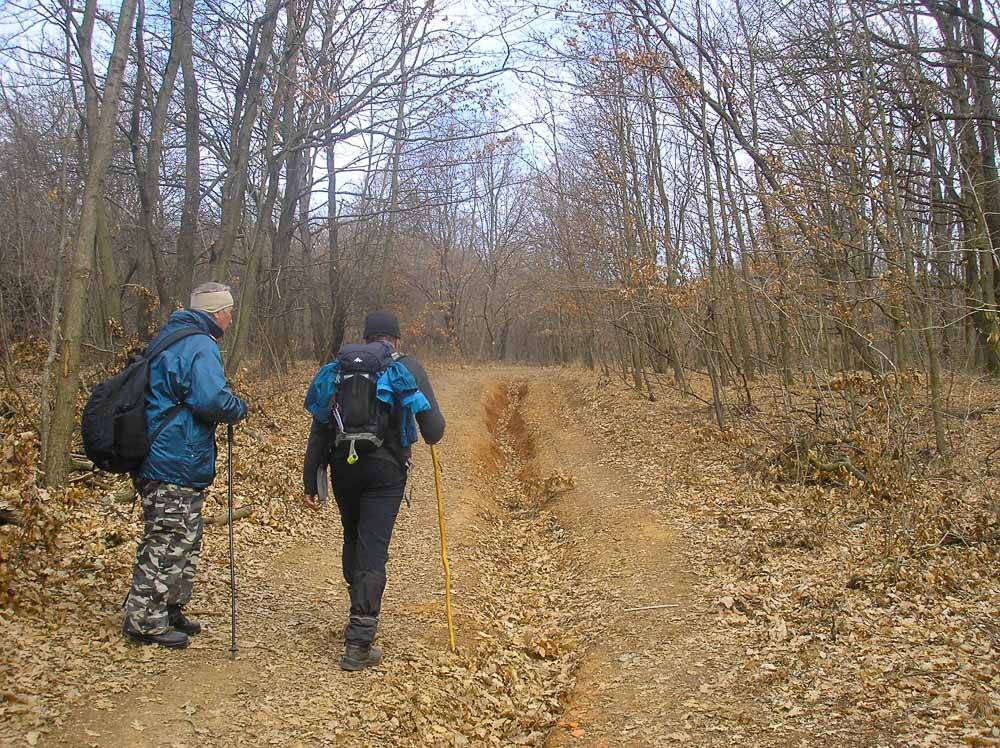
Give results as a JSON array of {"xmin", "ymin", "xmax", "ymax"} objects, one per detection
[
  {"xmin": 122, "ymin": 282, "xmax": 248, "ymax": 649},
  {"xmin": 303, "ymin": 310, "xmax": 445, "ymax": 670}
]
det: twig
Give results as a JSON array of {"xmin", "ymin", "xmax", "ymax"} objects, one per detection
[
  {"xmin": 69, "ymin": 454, "xmax": 95, "ymax": 472},
  {"xmin": 0, "ymin": 509, "xmax": 24, "ymax": 526},
  {"xmin": 807, "ymin": 454, "xmax": 869, "ymax": 483},
  {"xmin": 204, "ymin": 506, "xmax": 253, "ymax": 526},
  {"xmin": 728, "ymin": 505, "xmax": 792, "ymax": 515},
  {"xmin": 108, "ymin": 488, "xmax": 136, "ymax": 505},
  {"xmin": 169, "ymin": 716, "xmax": 200, "ymax": 734}
]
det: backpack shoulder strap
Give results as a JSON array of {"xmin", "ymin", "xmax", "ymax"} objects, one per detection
[{"xmin": 145, "ymin": 328, "xmax": 207, "ymax": 361}]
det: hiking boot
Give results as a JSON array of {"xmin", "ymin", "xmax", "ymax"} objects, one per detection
[
  {"xmin": 168, "ymin": 607, "xmax": 202, "ymax": 636},
  {"xmin": 121, "ymin": 623, "xmax": 189, "ymax": 649},
  {"xmin": 339, "ymin": 643, "xmax": 382, "ymax": 671}
]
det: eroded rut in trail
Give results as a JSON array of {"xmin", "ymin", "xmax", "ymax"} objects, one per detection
[
  {"xmin": 482, "ymin": 379, "xmax": 720, "ymax": 747},
  {"xmin": 458, "ymin": 380, "xmax": 603, "ymax": 743}
]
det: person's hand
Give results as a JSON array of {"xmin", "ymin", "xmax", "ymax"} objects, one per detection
[{"xmin": 303, "ymin": 494, "xmax": 322, "ymax": 511}]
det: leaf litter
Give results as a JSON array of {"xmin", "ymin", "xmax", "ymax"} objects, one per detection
[
  {"xmin": 1, "ymin": 365, "xmax": 600, "ymax": 746},
  {"xmin": 1, "ymin": 361, "xmax": 996, "ymax": 746},
  {"xmin": 546, "ymin": 368, "xmax": 998, "ymax": 746}
]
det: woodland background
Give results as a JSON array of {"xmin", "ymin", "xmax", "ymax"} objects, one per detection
[
  {"xmin": 0, "ymin": 0, "xmax": 998, "ymax": 594},
  {"xmin": 0, "ymin": 0, "xmax": 998, "ymax": 743}
]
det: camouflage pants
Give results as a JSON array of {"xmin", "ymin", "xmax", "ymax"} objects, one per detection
[{"xmin": 123, "ymin": 480, "xmax": 205, "ymax": 634}]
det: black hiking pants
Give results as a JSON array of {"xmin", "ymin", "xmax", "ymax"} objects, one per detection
[{"xmin": 331, "ymin": 456, "xmax": 406, "ymax": 645}]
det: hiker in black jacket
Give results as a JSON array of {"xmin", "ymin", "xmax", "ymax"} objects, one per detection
[{"xmin": 302, "ymin": 311, "xmax": 445, "ymax": 670}]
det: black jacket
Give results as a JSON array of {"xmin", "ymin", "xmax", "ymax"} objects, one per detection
[{"xmin": 302, "ymin": 354, "xmax": 445, "ymax": 495}]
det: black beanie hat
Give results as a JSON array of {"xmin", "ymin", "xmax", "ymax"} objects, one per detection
[{"xmin": 363, "ymin": 310, "xmax": 401, "ymax": 340}]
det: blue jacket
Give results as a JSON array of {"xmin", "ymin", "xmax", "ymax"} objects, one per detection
[{"xmin": 138, "ymin": 310, "xmax": 248, "ymax": 489}]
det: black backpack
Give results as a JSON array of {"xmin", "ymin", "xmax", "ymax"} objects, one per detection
[
  {"xmin": 332, "ymin": 342, "xmax": 398, "ymax": 463},
  {"xmin": 81, "ymin": 328, "xmax": 205, "ymax": 473}
]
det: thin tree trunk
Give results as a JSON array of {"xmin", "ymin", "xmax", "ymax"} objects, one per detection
[
  {"xmin": 208, "ymin": 0, "xmax": 282, "ymax": 279},
  {"xmin": 225, "ymin": 19, "xmax": 299, "ymax": 374},
  {"xmin": 39, "ymin": 110, "xmax": 71, "ymax": 465},
  {"xmin": 130, "ymin": 0, "xmax": 187, "ymax": 318},
  {"xmin": 95, "ymin": 204, "xmax": 121, "ymax": 341},
  {"xmin": 45, "ymin": 0, "xmax": 139, "ymax": 487},
  {"xmin": 175, "ymin": 0, "xmax": 199, "ymax": 304},
  {"xmin": 326, "ymin": 128, "xmax": 348, "ymax": 357}
]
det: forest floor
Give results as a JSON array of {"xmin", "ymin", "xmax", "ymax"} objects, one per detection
[{"xmin": 1, "ymin": 361, "xmax": 997, "ymax": 747}]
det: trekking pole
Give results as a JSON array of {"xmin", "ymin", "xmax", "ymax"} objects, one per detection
[
  {"xmin": 430, "ymin": 444, "xmax": 456, "ymax": 652},
  {"xmin": 227, "ymin": 423, "xmax": 238, "ymax": 659}
]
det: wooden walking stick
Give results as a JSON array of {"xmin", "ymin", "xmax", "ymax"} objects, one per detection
[{"xmin": 430, "ymin": 444, "xmax": 456, "ymax": 652}]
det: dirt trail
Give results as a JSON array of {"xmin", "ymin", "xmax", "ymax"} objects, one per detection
[
  {"xmin": 30, "ymin": 364, "xmax": 746, "ymax": 747},
  {"xmin": 522, "ymin": 379, "xmax": 710, "ymax": 746},
  {"xmin": 46, "ymin": 366, "xmax": 491, "ymax": 747},
  {"xmin": 10, "ymin": 363, "xmax": 993, "ymax": 747}
]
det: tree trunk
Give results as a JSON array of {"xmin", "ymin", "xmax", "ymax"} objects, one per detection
[
  {"xmin": 208, "ymin": 0, "xmax": 282, "ymax": 279},
  {"xmin": 175, "ymin": 0, "xmax": 199, "ymax": 305},
  {"xmin": 130, "ymin": 0, "xmax": 187, "ymax": 319},
  {"xmin": 95, "ymin": 203, "xmax": 121, "ymax": 342},
  {"xmin": 45, "ymin": 0, "xmax": 139, "ymax": 487},
  {"xmin": 225, "ymin": 38, "xmax": 291, "ymax": 374},
  {"xmin": 326, "ymin": 130, "xmax": 348, "ymax": 357}
]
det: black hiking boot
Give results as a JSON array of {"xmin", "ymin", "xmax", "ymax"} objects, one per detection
[
  {"xmin": 339, "ymin": 643, "xmax": 382, "ymax": 671},
  {"xmin": 168, "ymin": 607, "xmax": 202, "ymax": 636},
  {"xmin": 121, "ymin": 622, "xmax": 189, "ymax": 649}
]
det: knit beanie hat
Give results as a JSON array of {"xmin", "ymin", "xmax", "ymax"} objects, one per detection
[
  {"xmin": 190, "ymin": 282, "xmax": 234, "ymax": 313},
  {"xmin": 363, "ymin": 310, "xmax": 401, "ymax": 340}
]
